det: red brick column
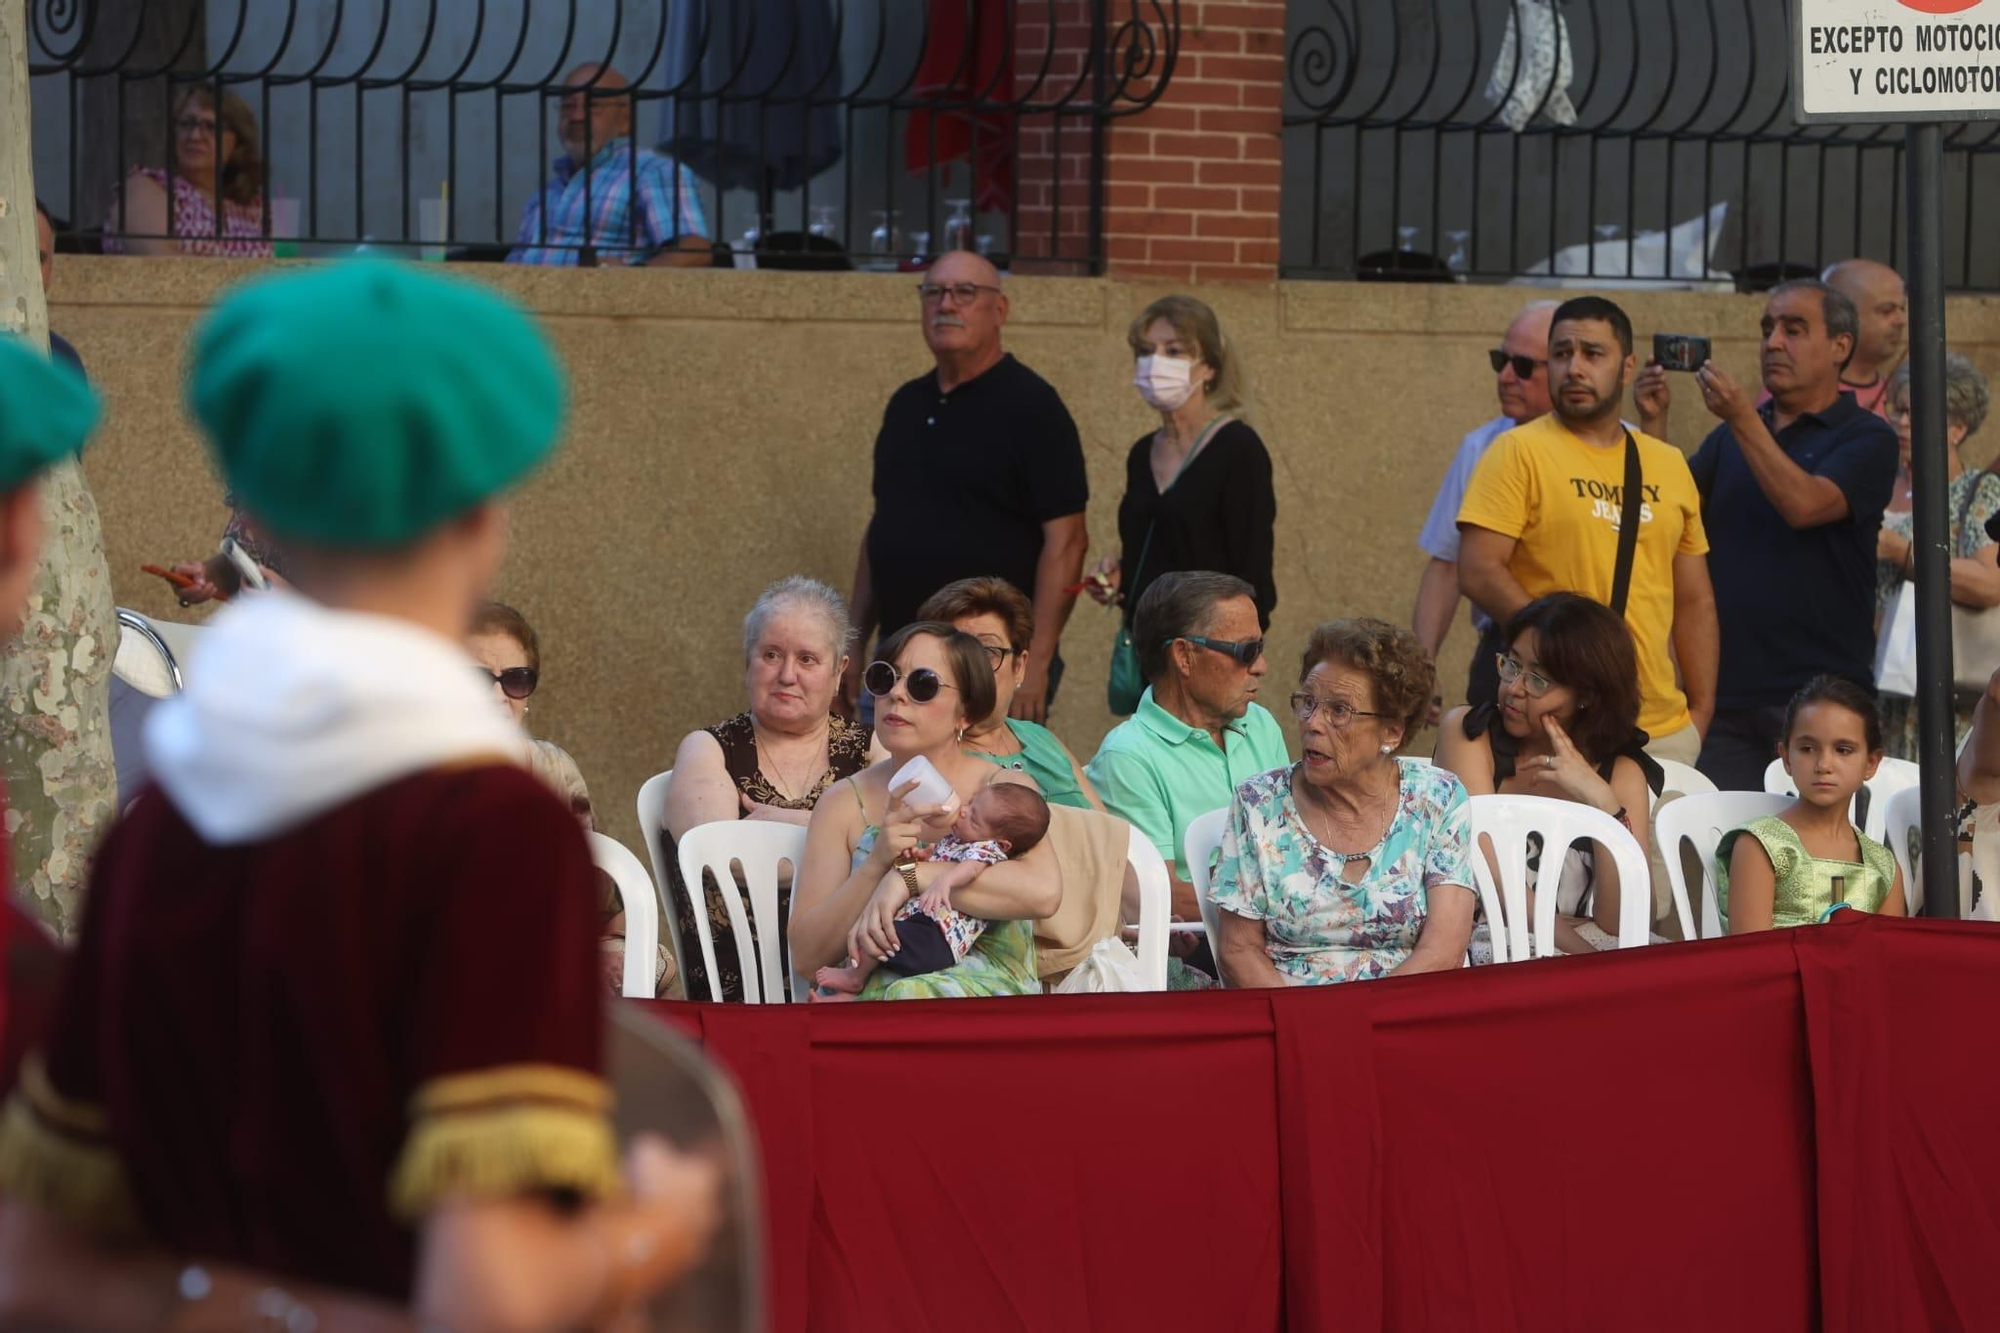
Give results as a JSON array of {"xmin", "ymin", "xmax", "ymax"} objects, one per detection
[{"xmin": 1014, "ymin": 2, "xmax": 1286, "ymax": 282}]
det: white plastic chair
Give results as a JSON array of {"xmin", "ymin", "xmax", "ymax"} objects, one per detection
[
  {"xmin": 675, "ymin": 821, "xmax": 810, "ymax": 1003},
  {"xmin": 1764, "ymin": 755, "xmax": 1917, "ymax": 842},
  {"xmin": 588, "ymin": 831, "xmax": 662, "ymax": 999},
  {"xmin": 1182, "ymin": 807, "xmax": 1230, "ymax": 979},
  {"xmin": 1123, "ymin": 826, "xmax": 1172, "ymax": 991},
  {"xmin": 1882, "ymin": 783, "xmax": 1971, "ymax": 918},
  {"xmin": 633, "ymin": 770, "xmax": 687, "ymax": 980},
  {"xmin": 1653, "ymin": 791, "xmax": 1792, "ymax": 938},
  {"xmin": 1652, "ymin": 758, "xmax": 1716, "ymax": 805},
  {"xmin": 1464, "ymin": 794, "xmax": 1654, "ymax": 961}
]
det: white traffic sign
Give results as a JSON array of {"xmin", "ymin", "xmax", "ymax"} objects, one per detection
[{"xmin": 1793, "ymin": 0, "xmax": 2000, "ymax": 122}]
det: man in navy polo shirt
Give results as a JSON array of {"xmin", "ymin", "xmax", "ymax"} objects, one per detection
[{"xmin": 1686, "ymin": 278, "xmax": 1897, "ymax": 790}]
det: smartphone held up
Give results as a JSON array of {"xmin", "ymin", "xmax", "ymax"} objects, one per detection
[{"xmin": 1652, "ymin": 333, "xmax": 1711, "ymax": 373}]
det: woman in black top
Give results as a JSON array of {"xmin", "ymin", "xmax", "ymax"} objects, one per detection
[
  {"xmin": 1084, "ymin": 295, "xmax": 1277, "ymax": 632},
  {"xmin": 1434, "ymin": 591, "xmax": 1664, "ymax": 954}
]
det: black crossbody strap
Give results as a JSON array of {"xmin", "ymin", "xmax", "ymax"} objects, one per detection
[{"xmin": 1609, "ymin": 429, "xmax": 1643, "ymax": 617}]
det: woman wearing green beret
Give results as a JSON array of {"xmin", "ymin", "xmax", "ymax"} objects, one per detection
[{"xmin": 0, "ymin": 265, "xmax": 719, "ymax": 1329}]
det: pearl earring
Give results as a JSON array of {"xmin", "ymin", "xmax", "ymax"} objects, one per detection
[{"xmin": 1380, "ymin": 744, "xmax": 1393, "ymax": 755}]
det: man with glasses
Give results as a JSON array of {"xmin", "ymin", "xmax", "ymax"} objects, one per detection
[
  {"xmin": 507, "ymin": 63, "xmax": 710, "ymax": 267},
  {"xmin": 1456, "ymin": 295, "xmax": 1718, "ymax": 768},
  {"xmin": 841, "ymin": 249, "xmax": 1089, "ymax": 725},
  {"xmin": 1086, "ymin": 572, "xmax": 1290, "ymax": 932},
  {"xmin": 1412, "ymin": 301, "xmax": 1558, "ymax": 713}
]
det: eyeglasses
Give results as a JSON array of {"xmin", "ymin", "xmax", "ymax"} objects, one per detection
[
  {"xmin": 1170, "ymin": 635, "xmax": 1265, "ymax": 667},
  {"xmin": 482, "ymin": 666, "xmax": 539, "ymax": 701},
  {"xmin": 175, "ymin": 115, "xmax": 220, "ymax": 139},
  {"xmin": 864, "ymin": 660, "xmax": 959, "ymax": 703},
  {"xmin": 1495, "ymin": 654, "xmax": 1554, "ymax": 697},
  {"xmin": 917, "ymin": 281, "xmax": 1003, "ymax": 306},
  {"xmin": 1489, "ymin": 349, "xmax": 1546, "ymax": 379},
  {"xmin": 978, "ymin": 643, "xmax": 1022, "ymax": 671},
  {"xmin": 1290, "ymin": 693, "xmax": 1388, "ymax": 727}
]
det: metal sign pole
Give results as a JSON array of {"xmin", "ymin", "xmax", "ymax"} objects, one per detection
[{"xmin": 1905, "ymin": 121, "xmax": 1958, "ymax": 918}]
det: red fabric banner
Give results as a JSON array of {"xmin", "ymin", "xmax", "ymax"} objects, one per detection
[{"xmin": 642, "ymin": 915, "xmax": 2000, "ymax": 1332}]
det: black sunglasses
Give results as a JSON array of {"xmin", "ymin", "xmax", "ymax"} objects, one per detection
[
  {"xmin": 481, "ymin": 666, "xmax": 539, "ymax": 701},
  {"xmin": 1489, "ymin": 349, "xmax": 1546, "ymax": 379},
  {"xmin": 1169, "ymin": 634, "xmax": 1265, "ymax": 667},
  {"xmin": 864, "ymin": 660, "xmax": 959, "ymax": 703}
]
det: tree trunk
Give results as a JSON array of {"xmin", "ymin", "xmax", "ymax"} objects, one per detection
[
  {"xmin": 73, "ymin": 0, "xmax": 208, "ymax": 234},
  {"xmin": 1, "ymin": 0, "xmax": 119, "ymax": 938}
]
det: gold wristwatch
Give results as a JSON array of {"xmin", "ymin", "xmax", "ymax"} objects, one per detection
[{"xmin": 892, "ymin": 859, "xmax": 921, "ymax": 895}]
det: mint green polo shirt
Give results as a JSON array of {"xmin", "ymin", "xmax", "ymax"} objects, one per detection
[{"xmin": 1085, "ymin": 687, "xmax": 1292, "ymax": 880}]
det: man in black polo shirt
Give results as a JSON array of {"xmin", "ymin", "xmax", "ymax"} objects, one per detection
[
  {"xmin": 1687, "ymin": 278, "xmax": 1897, "ymax": 790},
  {"xmin": 840, "ymin": 249, "xmax": 1089, "ymax": 723}
]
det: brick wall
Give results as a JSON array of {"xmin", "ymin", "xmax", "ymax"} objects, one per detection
[{"xmin": 1014, "ymin": 1, "xmax": 1286, "ymax": 282}]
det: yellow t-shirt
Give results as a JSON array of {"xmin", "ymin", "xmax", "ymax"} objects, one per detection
[{"xmin": 1455, "ymin": 414, "xmax": 1709, "ymax": 738}]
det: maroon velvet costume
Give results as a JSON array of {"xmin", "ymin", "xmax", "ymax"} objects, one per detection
[{"xmin": 0, "ymin": 762, "xmax": 611, "ymax": 1300}]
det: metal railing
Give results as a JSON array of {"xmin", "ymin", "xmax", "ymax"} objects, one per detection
[
  {"xmin": 28, "ymin": 0, "xmax": 1181, "ymax": 275},
  {"xmin": 1282, "ymin": 0, "xmax": 2000, "ymax": 289}
]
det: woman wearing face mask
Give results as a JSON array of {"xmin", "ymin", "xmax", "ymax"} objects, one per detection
[{"xmin": 1085, "ymin": 296, "xmax": 1277, "ymax": 708}]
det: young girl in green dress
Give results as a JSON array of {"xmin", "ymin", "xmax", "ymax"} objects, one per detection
[{"xmin": 1717, "ymin": 675, "xmax": 1908, "ymax": 931}]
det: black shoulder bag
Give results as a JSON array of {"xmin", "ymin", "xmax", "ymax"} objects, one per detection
[{"xmin": 1609, "ymin": 429, "xmax": 1643, "ymax": 616}]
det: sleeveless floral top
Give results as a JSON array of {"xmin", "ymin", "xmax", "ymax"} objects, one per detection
[{"xmin": 104, "ymin": 168, "xmax": 272, "ymax": 259}]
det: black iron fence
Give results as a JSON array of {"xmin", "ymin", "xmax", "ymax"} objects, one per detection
[
  {"xmin": 1282, "ymin": 0, "xmax": 2000, "ymax": 290},
  {"xmin": 28, "ymin": 0, "xmax": 1180, "ymax": 274}
]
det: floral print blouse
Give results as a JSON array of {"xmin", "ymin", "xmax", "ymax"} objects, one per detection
[{"xmin": 1209, "ymin": 759, "xmax": 1475, "ymax": 985}]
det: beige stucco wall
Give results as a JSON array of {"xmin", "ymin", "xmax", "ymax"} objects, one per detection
[{"xmin": 51, "ymin": 257, "xmax": 2000, "ymax": 848}]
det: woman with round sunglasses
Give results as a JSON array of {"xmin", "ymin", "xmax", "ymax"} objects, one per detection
[
  {"xmin": 791, "ymin": 622, "xmax": 1061, "ymax": 999},
  {"xmin": 1434, "ymin": 592, "xmax": 1664, "ymax": 955},
  {"xmin": 467, "ymin": 600, "xmax": 542, "ymax": 724},
  {"xmin": 1209, "ymin": 618, "xmax": 1475, "ymax": 986},
  {"xmin": 916, "ymin": 577, "xmax": 1104, "ymax": 811}
]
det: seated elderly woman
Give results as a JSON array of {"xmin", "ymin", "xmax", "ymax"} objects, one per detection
[
  {"xmin": 1875, "ymin": 353, "xmax": 2000, "ymax": 760},
  {"xmin": 916, "ymin": 577, "xmax": 1103, "ymax": 809},
  {"xmin": 791, "ymin": 622, "xmax": 1063, "ymax": 999},
  {"xmin": 664, "ymin": 576, "xmax": 874, "ymax": 1000},
  {"xmin": 1210, "ymin": 618, "xmax": 1475, "ymax": 986},
  {"xmin": 1434, "ymin": 592, "xmax": 1664, "ymax": 955}
]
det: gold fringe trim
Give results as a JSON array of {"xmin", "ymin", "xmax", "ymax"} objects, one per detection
[
  {"xmin": 0, "ymin": 1087, "xmax": 141, "ymax": 1240},
  {"xmin": 407, "ymin": 1063, "xmax": 612, "ymax": 1118},
  {"xmin": 388, "ymin": 1102, "xmax": 620, "ymax": 1222}
]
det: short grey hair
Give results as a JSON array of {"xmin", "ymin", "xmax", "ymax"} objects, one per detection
[
  {"xmin": 1769, "ymin": 278, "xmax": 1859, "ymax": 367},
  {"xmin": 1132, "ymin": 570, "xmax": 1256, "ymax": 684},
  {"xmin": 742, "ymin": 575, "xmax": 855, "ymax": 663},
  {"xmin": 1889, "ymin": 353, "xmax": 1991, "ymax": 441}
]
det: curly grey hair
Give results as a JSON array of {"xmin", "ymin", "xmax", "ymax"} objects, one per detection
[
  {"xmin": 1889, "ymin": 353, "xmax": 1991, "ymax": 442},
  {"xmin": 742, "ymin": 575, "xmax": 855, "ymax": 663}
]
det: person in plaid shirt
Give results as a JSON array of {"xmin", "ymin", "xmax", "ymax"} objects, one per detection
[{"xmin": 508, "ymin": 63, "xmax": 710, "ymax": 268}]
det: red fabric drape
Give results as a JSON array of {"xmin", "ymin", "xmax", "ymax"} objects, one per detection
[
  {"xmin": 644, "ymin": 915, "xmax": 2000, "ymax": 1332},
  {"xmin": 903, "ymin": 0, "xmax": 1015, "ymax": 214}
]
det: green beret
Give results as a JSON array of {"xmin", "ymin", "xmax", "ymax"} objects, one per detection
[
  {"xmin": 188, "ymin": 261, "xmax": 566, "ymax": 548},
  {"xmin": 0, "ymin": 337, "xmax": 98, "ymax": 490}
]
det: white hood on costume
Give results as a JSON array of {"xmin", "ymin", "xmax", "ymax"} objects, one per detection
[{"xmin": 145, "ymin": 591, "xmax": 526, "ymax": 845}]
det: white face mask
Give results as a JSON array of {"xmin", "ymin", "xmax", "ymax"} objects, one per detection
[{"xmin": 1134, "ymin": 355, "xmax": 1197, "ymax": 412}]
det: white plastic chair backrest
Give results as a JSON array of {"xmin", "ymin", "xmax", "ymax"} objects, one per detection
[
  {"xmin": 1123, "ymin": 826, "xmax": 1172, "ymax": 991},
  {"xmin": 633, "ymin": 770, "xmax": 687, "ymax": 981},
  {"xmin": 1464, "ymin": 794, "xmax": 1652, "ymax": 961},
  {"xmin": 1886, "ymin": 784, "xmax": 1975, "ymax": 918},
  {"xmin": 1652, "ymin": 758, "xmax": 1716, "ymax": 806},
  {"xmin": 588, "ymin": 832, "xmax": 661, "ymax": 999},
  {"xmin": 112, "ymin": 609, "xmax": 183, "ymax": 698},
  {"xmin": 675, "ymin": 821, "xmax": 809, "ymax": 1003},
  {"xmin": 1182, "ymin": 807, "xmax": 1230, "ymax": 979},
  {"xmin": 1653, "ymin": 791, "xmax": 1792, "ymax": 938}
]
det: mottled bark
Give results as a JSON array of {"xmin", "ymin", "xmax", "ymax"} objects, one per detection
[{"xmin": 1, "ymin": 0, "xmax": 118, "ymax": 938}]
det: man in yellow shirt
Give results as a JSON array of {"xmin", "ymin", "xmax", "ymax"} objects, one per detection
[{"xmin": 1455, "ymin": 296, "xmax": 1719, "ymax": 764}]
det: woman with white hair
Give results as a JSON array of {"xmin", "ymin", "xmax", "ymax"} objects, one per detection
[
  {"xmin": 1875, "ymin": 352, "xmax": 2000, "ymax": 759},
  {"xmin": 663, "ymin": 576, "xmax": 874, "ymax": 999}
]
